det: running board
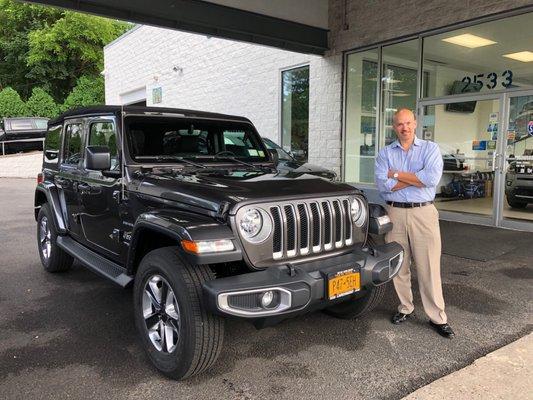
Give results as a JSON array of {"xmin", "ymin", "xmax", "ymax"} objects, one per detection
[{"xmin": 57, "ymin": 236, "xmax": 133, "ymax": 288}]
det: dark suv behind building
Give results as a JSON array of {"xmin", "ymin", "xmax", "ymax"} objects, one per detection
[{"xmin": 34, "ymin": 106, "xmax": 403, "ymax": 379}]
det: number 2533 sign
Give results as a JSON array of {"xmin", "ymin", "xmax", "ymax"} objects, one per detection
[{"xmin": 461, "ymin": 70, "xmax": 513, "ymax": 91}]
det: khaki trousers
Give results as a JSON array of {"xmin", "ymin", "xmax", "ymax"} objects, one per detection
[{"xmin": 385, "ymin": 204, "xmax": 447, "ymax": 324}]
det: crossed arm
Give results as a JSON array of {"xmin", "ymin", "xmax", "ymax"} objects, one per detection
[{"xmin": 387, "ymin": 170, "xmax": 424, "ymax": 191}]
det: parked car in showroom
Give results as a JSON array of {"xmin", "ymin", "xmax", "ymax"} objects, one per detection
[
  {"xmin": 34, "ymin": 106, "xmax": 402, "ymax": 380},
  {"xmin": 0, "ymin": 117, "xmax": 49, "ymax": 154},
  {"xmin": 505, "ymin": 149, "xmax": 533, "ymax": 209},
  {"xmin": 262, "ymin": 137, "xmax": 338, "ymax": 180}
]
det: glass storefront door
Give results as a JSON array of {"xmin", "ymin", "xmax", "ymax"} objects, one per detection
[
  {"xmin": 500, "ymin": 91, "xmax": 533, "ymax": 228},
  {"xmin": 419, "ymin": 95, "xmax": 502, "ymax": 221},
  {"xmin": 418, "ymin": 91, "xmax": 533, "ymax": 231}
]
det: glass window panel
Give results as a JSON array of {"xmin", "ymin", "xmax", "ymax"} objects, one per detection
[
  {"xmin": 381, "ymin": 39, "xmax": 419, "ymax": 147},
  {"xmin": 89, "ymin": 122, "xmax": 119, "ymax": 169},
  {"xmin": 423, "ymin": 12, "xmax": 533, "ymax": 98},
  {"xmin": 63, "ymin": 124, "xmax": 83, "ymax": 165},
  {"xmin": 344, "ymin": 49, "xmax": 379, "ymax": 183},
  {"xmin": 281, "ymin": 66, "xmax": 309, "ymax": 162}
]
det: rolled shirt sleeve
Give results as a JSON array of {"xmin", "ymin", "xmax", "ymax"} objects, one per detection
[
  {"xmin": 375, "ymin": 148, "xmax": 397, "ymax": 193},
  {"xmin": 415, "ymin": 142, "xmax": 443, "ymax": 188}
]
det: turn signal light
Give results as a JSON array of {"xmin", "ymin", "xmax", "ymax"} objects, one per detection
[
  {"xmin": 37, "ymin": 173, "xmax": 43, "ymax": 184},
  {"xmin": 181, "ymin": 239, "xmax": 234, "ymax": 254}
]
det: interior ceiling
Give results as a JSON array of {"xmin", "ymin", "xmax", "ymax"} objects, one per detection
[
  {"xmin": 23, "ymin": 0, "xmax": 329, "ymax": 55},
  {"xmin": 422, "ymin": 13, "xmax": 532, "ymax": 83}
]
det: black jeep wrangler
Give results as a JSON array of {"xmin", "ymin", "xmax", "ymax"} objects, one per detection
[{"xmin": 34, "ymin": 106, "xmax": 403, "ymax": 380}]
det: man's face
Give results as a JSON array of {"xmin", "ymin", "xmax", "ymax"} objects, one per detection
[{"xmin": 393, "ymin": 110, "xmax": 417, "ymax": 143}]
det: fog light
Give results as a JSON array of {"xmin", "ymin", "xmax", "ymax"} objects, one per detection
[{"xmin": 260, "ymin": 291, "xmax": 275, "ymax": 308}]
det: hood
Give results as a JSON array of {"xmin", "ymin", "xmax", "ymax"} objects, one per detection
[
  {"xmin": 131, "ymin": 167, "xmax": 358, "ymax": 214},
  {"xmin": 276, "ymin": 160, "xmax": 337, "ymax": 180}
]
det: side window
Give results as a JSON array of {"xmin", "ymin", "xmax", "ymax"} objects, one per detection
[
  {"xmin": 62, "ymin": 124, "xmax": 83, "ymax": 165},
  {"xmin": 89, "ymin": 121, "xmax": 119, "ymax": 170},
  {"xmin": 44, "ymin": 124, "xmax": 61, "ymax": 164}
]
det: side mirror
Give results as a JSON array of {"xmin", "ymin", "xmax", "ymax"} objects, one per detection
[
  {"xmin": 85, "ymin": 145, "xmax": 111, "ymax": 171},
  {"xmin": 268, "ymin": 149, "xmax": 279, "ymax": 164}
]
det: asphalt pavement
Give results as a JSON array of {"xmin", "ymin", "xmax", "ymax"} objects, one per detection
[{"xmin": 0, "ymin": 178, "xmax": 531, "ymax": 400}]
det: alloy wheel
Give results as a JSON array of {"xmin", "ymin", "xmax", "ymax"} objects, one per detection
[
  {"xmin": 39, "ymin": 216, "xmax": 52, "ymax": 261},
  {"xmin": 142, "ymin": 274, "xmax": 181, "ymax": 353}
]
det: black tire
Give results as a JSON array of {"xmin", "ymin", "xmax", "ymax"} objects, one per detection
[
  {"xmin": 133, "ymin": 247, "xmax": 224, "ymax": 380},
  {"xmin": 36, "ymin": 203, "xmax": 73, "ymax": 272},
  {"xmin": 506, "ymin": 196, "xmax": 527, "ymax": 209},
  {"xmin": 324, "ymin": 235, "xmax": 388, "ymax": 319}
]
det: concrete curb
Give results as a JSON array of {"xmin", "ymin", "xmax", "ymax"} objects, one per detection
[{"xmin": 403, "ymin": 333, "xmax": 533, "ymax": 400}]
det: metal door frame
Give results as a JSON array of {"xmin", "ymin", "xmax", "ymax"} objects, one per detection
[{"xmin": 498, "ymin": 89, "xmax": 533, "ymax": 232}]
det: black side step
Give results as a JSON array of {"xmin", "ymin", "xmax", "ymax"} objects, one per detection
[{"xmin": 57, "ymin": 236, "xmax": 133, "ymax": 288}]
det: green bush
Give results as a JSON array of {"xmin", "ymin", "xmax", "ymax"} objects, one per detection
[
  {"xmin": 0, "ymin": 87, "xmax": 27, "ymax": 117},
  {"xmin": 26, "ymin": 87, "xmax": 59, "ymax": 118},
  {"xmin": 61, "ymin": 75, "xmax": 104, "ymax": 112}
]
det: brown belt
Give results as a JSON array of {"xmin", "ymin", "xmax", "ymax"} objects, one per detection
[{"xmin": 386, "ymin": 201, "xmax": 434, "ymax": 208}]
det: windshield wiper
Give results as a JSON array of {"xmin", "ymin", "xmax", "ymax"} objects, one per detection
[{"xmin": 135, "ymin": 155, "xmax": 206, "ymax": 168}]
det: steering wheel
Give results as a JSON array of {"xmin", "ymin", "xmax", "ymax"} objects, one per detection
[{"xmin": 215, "ymin": 150, "xmax": 236, "ymax": 157}]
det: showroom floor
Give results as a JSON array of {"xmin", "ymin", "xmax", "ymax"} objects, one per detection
[{"xmin": 436, "ymin": 196, "xmax": 533, "ymax": 222}]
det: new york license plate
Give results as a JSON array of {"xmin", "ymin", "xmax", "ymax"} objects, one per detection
[{"xmin": 327, "ymin": 268, "xmax": 360, "ymax": 300}]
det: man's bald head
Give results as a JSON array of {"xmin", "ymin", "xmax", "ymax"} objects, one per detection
[
  {"xmin": 393, "ymin": 108, "xmax": 416, "ymax": 124},
  {"xmin": 392, "ymin": 108, "xmax": 417, "ymax": 146}
]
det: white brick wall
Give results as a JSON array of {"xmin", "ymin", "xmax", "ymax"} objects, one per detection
[{"xmin": 104, "ymin": 26, "xmax": 343, "ymax": 173}]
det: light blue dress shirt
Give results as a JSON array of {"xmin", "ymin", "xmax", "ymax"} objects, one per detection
[{"xmin": 375, "ymin": 137, "xmax": 443, "ymax": 203}]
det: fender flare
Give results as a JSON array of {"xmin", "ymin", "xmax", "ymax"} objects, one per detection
[
  {"xmin": 126, "ymin": 211, "xmax": 242, "ymax": 275},
  {"xmin": 35, "ymin": 183, "xmax": 67, "ymax": 234}
]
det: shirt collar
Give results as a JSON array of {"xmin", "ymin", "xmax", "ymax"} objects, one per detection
[{"xmin": 391, "ymin": 136, "xmax": 422, "ymax": 148}]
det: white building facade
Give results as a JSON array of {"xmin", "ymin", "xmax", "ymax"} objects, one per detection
[
  {"xmin": 104, "ymin": 25, "xmax": 343, "ymax": 173},
  {"xmin": 104, "ymin": 1, "xmax": 533, "ymax": 232}
]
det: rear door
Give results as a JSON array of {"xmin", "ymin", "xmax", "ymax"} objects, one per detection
[
  {"xmin": 56, "ymin": 121, "xmax": 85, "ymax": 239},
  {"xmin": 77, "ymin": 118, "xmax": 125, "ymax": 261}
]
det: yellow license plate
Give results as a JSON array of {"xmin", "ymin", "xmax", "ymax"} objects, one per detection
[{"xmin": 328, "ymin": 269, "xmax": 360, "ymax": 300}]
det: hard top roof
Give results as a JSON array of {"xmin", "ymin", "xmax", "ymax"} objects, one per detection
[{"xmin": 48, "ymin": 105, "xmax": 251, "ymax": 126}]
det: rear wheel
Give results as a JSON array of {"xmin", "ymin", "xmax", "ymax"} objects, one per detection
[
  {"xmin": 133, "ymin": 247, "xmax": 224, "ymax": 380},
  {"xmin": 36, "ymin": 204, "xmax": 73, "ymax": 272},
  {"xmin": 324, "ymin": 235, "xmax": 388, "ymax": 319}
]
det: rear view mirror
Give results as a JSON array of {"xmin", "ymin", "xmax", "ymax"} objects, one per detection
[
  {"xmin": 85, "ymin": 145, "xmax": 111, "ymax": 171},
  {"xmin": 268, "ymin": 149, "xmax": 279, "ymax": 164}
]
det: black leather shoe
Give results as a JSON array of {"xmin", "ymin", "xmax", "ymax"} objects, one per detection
[
  {"xmin": 391, "ymin": 312, "xmax": 412, "ymax": 324},
  {"xmin": 429, "ymin": 321, "xmax": 455, "ymax": 338}
]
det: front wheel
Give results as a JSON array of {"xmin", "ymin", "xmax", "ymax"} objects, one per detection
[
  {"xmin": 506, "ymin": 196, "xmax": 527, "ymax": 209},
  {"xmin": 133, "ymin": 247, "xmax": 224, "ymax": 380}
]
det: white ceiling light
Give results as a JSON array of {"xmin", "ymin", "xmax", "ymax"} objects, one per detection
[
  {"xmin": 442, "ymin": 34, "xmax": 497, "ymax": 48},
  {"xmin": 503, "ymin": 51, "xmax": 533, "ymax": 62}
]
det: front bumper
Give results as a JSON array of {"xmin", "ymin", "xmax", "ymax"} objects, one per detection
[{"xmin": 203, "ymin": 242, "xmax": 403, "ymax": 321}]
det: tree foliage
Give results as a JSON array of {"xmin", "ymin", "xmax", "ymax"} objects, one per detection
[
  {"xmin": 26, "ymin": 87, "xmax": 59, "ymax": 118},
  {"xmin": 61, "ymin": 75, "xmax": 105, "ymax": 112},
  {"xmin": 0, "ymin": 87, "xmax": 27, "ymax": 117},
  {"xmin": 0, "ymin": 0, "xmax": 130, "ymax": 102}
]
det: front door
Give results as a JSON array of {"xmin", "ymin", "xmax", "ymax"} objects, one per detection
[
  {"xmin": 78, "ymin": 118, "xmax": 125, "ymax": 261},
  {"xmin": 418, "ymin": 93, "xmax": 503, "ymax": 226},
  {"xmin": 57, "ymin": 121, "xmax": 85, "ymax": 239}
]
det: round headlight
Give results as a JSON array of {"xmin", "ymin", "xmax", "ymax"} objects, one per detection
[
  {"xmin": 239, "ymin": 209, "xmax": 263, "ymax": 238},
  {"xmin": 351, "ymin": 198, "xmax": 367, "ymax": 227},
  {"xmin": 350, "ymin": 198, "xmax": 362, "ymax": 222}
]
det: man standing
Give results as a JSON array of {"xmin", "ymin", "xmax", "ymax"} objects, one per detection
[{"xmin": 375, "ymin": 108, "xmax": 454, "ymax": 338}]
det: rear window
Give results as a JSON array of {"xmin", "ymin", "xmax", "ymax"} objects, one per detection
[
  {"xmin": 126, "ymin": 117, "xmax": 268, "ymax": 162},
  {"xmin": 8, "ymin": 120, "xmax": 33, "ymax": 130},
  {"xmin": 5, "ymin": 118, "xmax": 48, "ymax": 130}
]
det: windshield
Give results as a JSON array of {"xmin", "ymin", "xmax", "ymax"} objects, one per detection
[
  {"xmin": 126, "ymin": 117, "xmax": 269, "ymax": 163},
  {"xmin": 262, "ymin": 137, "xmax": 293, "ymax": 161}
]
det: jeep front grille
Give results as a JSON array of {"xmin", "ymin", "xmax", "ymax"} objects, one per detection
[{"xmin": 269, "ymin": 198, "xmax": 354, "ymax": 261}]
